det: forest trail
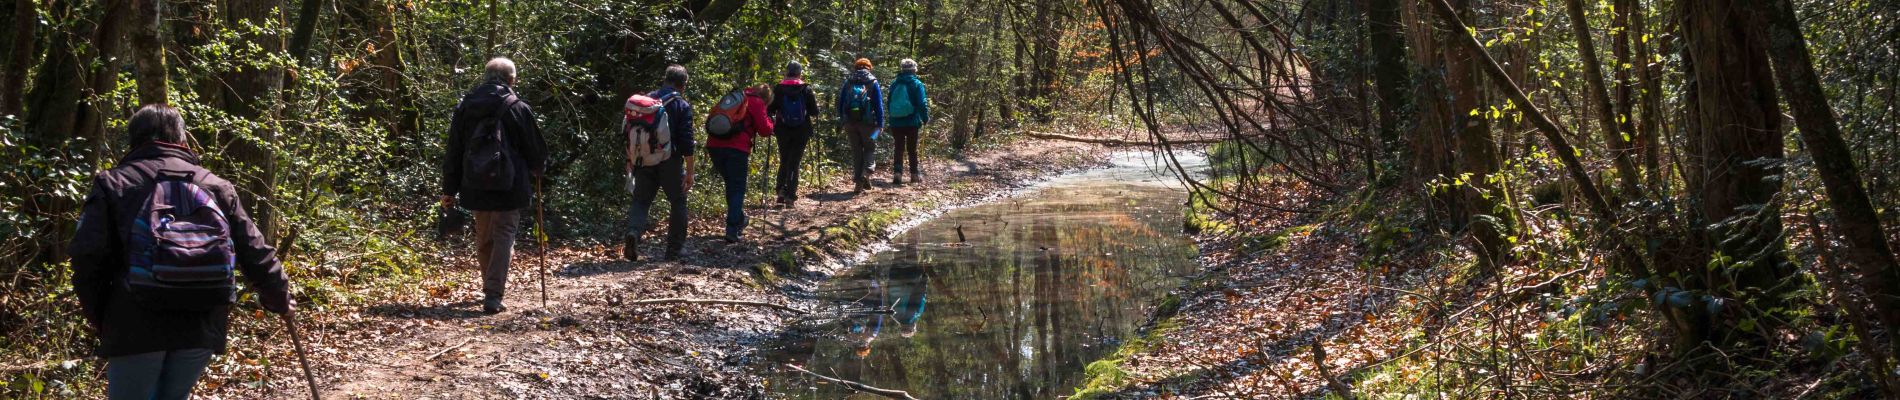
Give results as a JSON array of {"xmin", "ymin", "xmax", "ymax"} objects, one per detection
[{"xmin": 254, "ymin": 137, "xmax": 1110, "ymax": 399}]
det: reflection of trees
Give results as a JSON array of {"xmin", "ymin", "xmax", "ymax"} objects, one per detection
[{"xmin": 783, "ymin": 185, "xmax": 1198, "ymax": 399}]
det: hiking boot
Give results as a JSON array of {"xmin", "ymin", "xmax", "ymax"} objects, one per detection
[
  {"xmin": 482, "ymin": 298, "xmax": 506, "ymax": 314},
  {"xmin": 910, "ymin": 172, "xmax": 921, "ymax": 184},
  {"xmin": 892, "ymin": 175, "xmax": 904, "ymax": 186},
  {"xmin": 663, "ymin": 249, "xmax": 682, "ymax": 262},
  {"xmin": 622, "ymin": 235, "xmax": 640, "ymax": 261}
]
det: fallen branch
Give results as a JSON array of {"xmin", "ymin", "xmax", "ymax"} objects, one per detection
[
  {"xmin": 1024, "ymin": 131, "xmax": 1226, "ymax": 146},
  {"xmin": 623, "ymin": 298, "xmax": 808, "ymax": 315},
  {"xmin": 412, "ymin": 338, "xmax": 477, "ymax": 365},
  {"xmin": 785, "ymin": 364, "xmax": 922, "ymax": 400}
]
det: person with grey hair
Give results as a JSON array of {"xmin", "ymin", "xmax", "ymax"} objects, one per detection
[
  {"xmin": 885, "ymin": 58, "xmax": 930, "ymax": 185},
  {"xmin": 624, "ymin": 64, "xmax": 697, "ymax": 261},
  {"xmin": 70, "ymin": 104, "xmax": 295, "ymax": 399},
  {"xmin": 442, "ymin": 57, "xmax": 548, "ymax": 314}
]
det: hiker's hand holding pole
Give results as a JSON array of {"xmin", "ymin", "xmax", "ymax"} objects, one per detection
[
  {"xmin": 439, "ymin": 195, "xmax": 455, "ymax": 209},
  {"xmin": 260, "ymin": 283, "xmax": 296, "ymax": 315}
]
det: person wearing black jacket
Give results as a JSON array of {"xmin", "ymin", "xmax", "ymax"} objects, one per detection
[
  {"xmin": 625, "ymin": 64, "xmax": 698, "ymax": 261},
  {"xmin": 441, "ymin": 57, "xmax": 549, "ymax": 314},
  {"xmin": 768, "ymin": 61, "xmax": 821, "ymax": 206},
  {"xmin": 69, "ymin": 104, "xmax": 294, "ymax": 400}
]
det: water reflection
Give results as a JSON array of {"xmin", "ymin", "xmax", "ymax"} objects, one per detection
[{"xmin": 766, "ymin": 153, "xmax": 1201, "ymax": 399}]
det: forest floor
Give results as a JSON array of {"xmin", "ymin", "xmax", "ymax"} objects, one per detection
[{"xmin": 200, "ymin": 133, "xmax": 1110, "ymax": 399}]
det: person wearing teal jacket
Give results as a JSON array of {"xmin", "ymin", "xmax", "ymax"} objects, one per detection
[{"xmin": 885, "ymin": 58, "xmax": 930, "ymax": 185}]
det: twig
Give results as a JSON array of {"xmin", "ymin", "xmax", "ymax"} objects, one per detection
[
  {"xmin": 1310, "ymin": 342, "xmax": 1356, "ymax": 400},
  {"xmin": 623, "ymin": 298, "xmax": 808, "ymax": 315},
  {"xmin": 412, "ymin": 338, "xmax": 477, "ymax": 365},
  {"xmin": 1024, "ymin": 131, "xmax": 1226, "ymax": 146},
  {"xmin": 785, "ymin": 364, "xmax": 922, "ymax": 400}
]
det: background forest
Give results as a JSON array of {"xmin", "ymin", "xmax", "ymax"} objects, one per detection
[{"xmin": 0, "ymin": 0, "xmax": 1896, "ymax": 397}]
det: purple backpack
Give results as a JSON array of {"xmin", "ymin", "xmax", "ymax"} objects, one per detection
[{"xmin": 125, "ymin": 174, "xmax": 238, "ymax": 310}]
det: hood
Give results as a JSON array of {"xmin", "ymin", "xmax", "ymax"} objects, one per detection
[
  {"xmin": 459, "ymin": 82, "xmax": 515, "ymax": 119},
  {"xmin": 894, "ymin": 72, "xmax": 920, "ymax": 84},
  {"xmin": 779, "ymin": 78, "xmax": 805, "ymax": 86},
  {"xmin": 847, "ymin": 69, "xmax": 877, "ymax": 84},
  {"xmin": 121, "ymin": 142, "xmax": 200, "ymax": 165},
  {"xmin": 744, "ymin": 86, "xmax": 767, "ymax": 98}
]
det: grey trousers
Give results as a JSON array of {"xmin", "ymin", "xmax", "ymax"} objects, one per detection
[
  {"xmin": 107, "ymin": 348, "xmax": 213, "ymax": 400},
  {"xmin": 845, "ymin": 123, "xmax": 877, "ymax": 186},
  {"xmin": 473, "ymin": 210, "xmax": 519, "ymax": 301}
]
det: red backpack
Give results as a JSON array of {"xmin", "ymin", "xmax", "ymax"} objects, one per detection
[{"xmin": 704, "ymin": 88, "xmax": 750, "ymax": 139}]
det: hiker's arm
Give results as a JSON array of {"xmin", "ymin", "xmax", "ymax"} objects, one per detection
[
  {"xmin": 516, "ymin": 102, "xmax": 548, "ymax": 177},
  {"xmin": 916, "ymin": 82, "xmax": 930, "ymax": 124},
  {"xmin": 873, "ymin": 85, "xmax": 886, "ymax": 127},
  {"xmin": 748, "ymin": 95, "xmax": 773, "ymax": 136},
  {"xmin": 68, "ymin": 176, "xmax": 116, "ymax": 329},
  {"xmin": 212, "ymin": 181, "xmax": 288, "ymax": 297},
  {"xmin": 806, "ymin": 89, "xmax": 820, "ymax": 120},
  {"xmin": 441, "ymin": 106, "xmax": 468, "ymax": 197}
]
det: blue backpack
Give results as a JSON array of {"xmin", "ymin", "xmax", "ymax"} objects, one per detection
[
  {"xmin": 777, "ymin": 87, "xmax": 811, "ymax": 127},
  {"xmin": 126, "ymin": 172, "xmax": 239, "ymax": 310},
  {"xmin": 843, "ymin": 82, "xmax": 875, "ymax": 123}
]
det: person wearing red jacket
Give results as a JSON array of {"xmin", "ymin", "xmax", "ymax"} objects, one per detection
[{"xmin": 705, "ymin": 84, "xmax": 775, "ymax": 242}]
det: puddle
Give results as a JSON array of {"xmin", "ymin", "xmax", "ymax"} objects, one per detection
[{"xmin": 761, "ymin": 151, "xmax": 1206, "ymax": 399}]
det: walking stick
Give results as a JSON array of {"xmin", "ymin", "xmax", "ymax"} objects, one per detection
[
  {"xmin": 282, "ymin": 312, "xmax": 321, "ymax": 400},
  {"xmin": 535, "ymin": 176, "xmax": 549, "ymax": 309}
]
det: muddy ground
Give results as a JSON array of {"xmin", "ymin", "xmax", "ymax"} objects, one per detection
[{"xmin": 196, "ymin": 135, "xmax": 1110, "ymax": 399}]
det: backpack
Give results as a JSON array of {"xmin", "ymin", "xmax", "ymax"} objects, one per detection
[
  {"xmin": 461, "ymin": 94, "xmax": 519, "ymax": 191},
  {"xmin": 704, "ymin": 88, "xmax": 750, "ymax": 139},
  {"xmin": 776, "ymin": 86, "xmax": 811, "ymax": 127},
  {"xmin": 125, "ymin": 170, "xmax": 238, "ymax": 311},
  {"xmin": 888, "ymin": 81, "xmax": 915, "ymax": 119},
  {"xmin": 843, "ymin": 82, "xmax": 875, "ymax": 123},
  {"xmin": 625, "ymin": 93, "xmax": 677, "ymax": 168}
]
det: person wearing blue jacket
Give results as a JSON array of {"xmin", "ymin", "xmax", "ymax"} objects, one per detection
[
  {"xmin": 885, "ymin": 59, "xmax": 930, "ymax": 185},
  {"xmin": 836, "ymin": 58, "xmax": 884, "ymax": 194}
]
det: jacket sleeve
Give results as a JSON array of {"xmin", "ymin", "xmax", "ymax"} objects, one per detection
[
  {"xmin": 747, "ymin": 95, "xmax": 774, "ymax": 137},
  {"xmin": 672, "ymin": 98, "xmax": 696, "ymax": 158},
  {"xmin": 511, "ymin": 101, "xmax": 548, "ymax": 176},
  {"xmin": 212, "ymin": 180, "xmax": 290, "ymax": 293},
  {"xmin": 442, "ymin": 105, "xmax": 468, "ymax": 196},
  {"xmin": 805, "ymin": 87, "xmax": 820, "ymax": 121},
  {"xmin": 68, "ymin": 175, "xmax": 117, "ymax": 327},
  {"xmin": 916, "ymin": 81, "xmax": 930, "ymax": 124},
  {"xmin": 766, "ymin": 90, "xmax": 781, "ymax": 116},
  {"xmin": 872, "ymin": 83, "xmax": 886, "ymax": 128}
]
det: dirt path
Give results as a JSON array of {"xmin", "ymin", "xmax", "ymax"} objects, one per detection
[{"xmin": 212, "ymin": 137, "xmax": 1107, "ymax": 399}]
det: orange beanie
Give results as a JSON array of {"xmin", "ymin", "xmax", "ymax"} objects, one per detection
[{"xmin": 854, "ymin": 58, "xmax": 873, "ymax": 70}]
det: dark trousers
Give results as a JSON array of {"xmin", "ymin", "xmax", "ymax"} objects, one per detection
[
  {"xmin": 629, "ymin": 157, "xmax": 688, "ymax": 255},
  {"xmin": 774, "ymin": 125, "xmax": 812, "ymax": 200},
  {"xmin": 107, "ymin": 349, "xmax": 213, "ymax": 400},
  {"xmin": 845, "ymin": 123, "xmax": 877, "ymax": 187},
  {"xmin": 708, "ymin": 147, "xmax": 750, "ymax": 237},
  {"xmin": 473, "ymin": 210, "xmax": 519, "ymax": 301},
  {"xmin": 889, "ymin": 126, "xmax": 920, "ymax": 177}
]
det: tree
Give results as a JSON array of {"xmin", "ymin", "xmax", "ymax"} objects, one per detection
[
  {"xmin": 1563, "ymin": 0, "xmax": 1640, "ymax": 196},
  {"xmin": 129, "ymin": 0, "xmax": 168, "ymax": 105},
  {"xmin": 1755, "ymin": 0, "xmax": 1900, "ymax": 355},
  {"xmin": 219, "ymin": 0, "xmax": 288, "ymax": 238},
  {"xmin": 1671, "ymin": 0, "xmax": 1792, "ymax": 350},
  {"xmin": 1367, "ymin": 0, "xmax": 1411, "ymax": 181}
]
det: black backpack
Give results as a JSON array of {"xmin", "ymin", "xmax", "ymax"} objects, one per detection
[
  {"xmin": 126, "ymin": 169, "xmax": 239, "ymax": 310},
  {"xmin": 462, "ymin": 94, "xmax": 519, "ymax": 191}
]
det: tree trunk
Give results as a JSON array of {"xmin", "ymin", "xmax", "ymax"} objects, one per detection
[
  {"xmin": 129, "ymin": 0, "xmax": 168, "ymax": 105},
  {"xmin": 1564, "ymin": 0, "xmax": 1641, "ymax": 196},
  {"xmin": 1444, "ymin": 0, "xmax": 1507, "ymax": 268},
  {"xmin": 1628, "ymin": 0, "xmax": 1664, "ymax": 190},
  {"xmin": 1367, "ymin": 0, "xmax": 1411, "ymax": 181},
  {"xmin": 22, "ymin": 0, "xmax": 87, "ymax": 265},
  {"xmin": 1755, "ymin": 0, "xmax": 1900, "ymax": 355},
  {"xmin": 1675, "ymin": 0, "xmax": 1790, "ymax": 350},
  {"xmin": 220, "ymin": 0, "xmax": 288, "ymax": 239},
  {"xmin": 0, "ymin": 0, "xmax": 36, "ymax": 116},
  {"xmin": 81, "ymin": 0, "xmax": 130, "ymax": 157}
]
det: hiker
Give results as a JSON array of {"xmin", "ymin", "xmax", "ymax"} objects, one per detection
[
  {"xmin": 441, "ymin": 57, "xmax": 549, "ymax": 314},
  {"xmin": 69, "ymin": 104, "xmax": 295, "ymax": 400},
  {"xmin": 704, "ymin": 83, "xmax": 775, "ymax": 242},
  {"xmin": 836, "ymin": 58, "xmax": 885, "ymax": 193},
  {"xmin": 886, "ymin": 59, "xmax": 931, "ymax": 185},
  {"xmin": 624, "ymin": 65, "xmax": 697, "ymax": 261},
  {"xmin": 768, "ymin": 61, "xmax": 820, "ymax": 206},
  {"xmin": 888, "ymin": 259, "xmax": 929, "ymax": 338}
]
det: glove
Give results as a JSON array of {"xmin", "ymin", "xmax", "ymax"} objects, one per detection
[
  {"xmin": 259, "ymin": 284, "xmax": 295, "ymax": 315},
  {"xmin": 625, "ymin": 171, "xmax": 637, "ymax": 194}
]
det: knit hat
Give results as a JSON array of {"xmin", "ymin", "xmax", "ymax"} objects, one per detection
[
  {"xmin": 899, "ymin": 58, "xmax": 918, "ymax": 73},
  {"xmin": 854, "ymin": 58, "xmax": 873, "ymax": 70},
  {"xmin": 785, "ymin": 61, "xmax": 803, "ymax": 77}
]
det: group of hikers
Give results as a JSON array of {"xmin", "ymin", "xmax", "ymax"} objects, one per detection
[{"xmin": 67, "ymin": 56, "xmax": 931, "ymax": 398}]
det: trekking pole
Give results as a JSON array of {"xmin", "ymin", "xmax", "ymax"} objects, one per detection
[
  {"xmin": 282, "ymin": 312, "xmax": 321, "ymax": 400},
  {"xmin": 535, "ymin": 176, "xmax": 549, "ymax": 309}
]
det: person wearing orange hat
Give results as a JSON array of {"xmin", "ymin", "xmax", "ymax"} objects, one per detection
[{"xmin": 836, "ymin": 58, "xmax": 884, "ymax": 194}]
